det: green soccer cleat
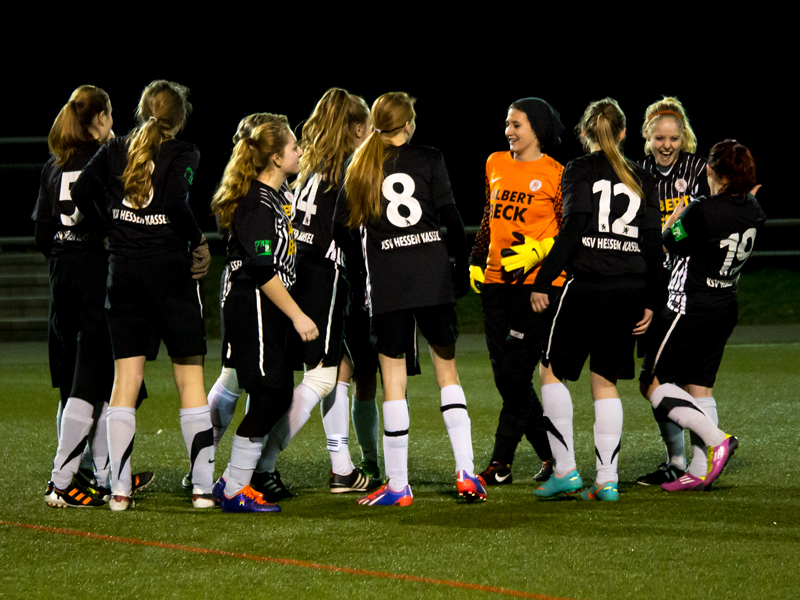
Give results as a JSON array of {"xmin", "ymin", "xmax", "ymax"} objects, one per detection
[
  {"xmin": 580, "ymin": 481, "xmax": 619, "ymax": 501},
  {"xmin": 533, "ymin": 469, "xmax": 582, "ymax": 498}
]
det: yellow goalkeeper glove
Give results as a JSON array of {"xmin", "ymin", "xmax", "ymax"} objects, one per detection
[
  {"xmin": 469, "ymin": 264, "xmax": 485, "ymax": 294},
  {"xmin": 500, "ymin": 233, "xmax": 554, "ymax": 280}
]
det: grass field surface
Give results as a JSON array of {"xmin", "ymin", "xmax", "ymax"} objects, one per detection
[{"xmin": 1, "ymin": 339, "xmax": 798, "ymax": 600}]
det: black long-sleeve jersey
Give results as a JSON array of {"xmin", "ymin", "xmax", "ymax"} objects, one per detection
[
  {"xmin": 71, "ymin": 136, "xmax": 203, "ymax": 258},
  {"xmin": 641, "ymin": 152, "xmax": 710, "ymax": 228},
  {"xmin": 663, "ymin": 192, "xmax": 766, "ymax": 315}
]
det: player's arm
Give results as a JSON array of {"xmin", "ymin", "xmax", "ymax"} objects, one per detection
[
  {"xmin": 437, "ymin": 203, "xmax": 469, "ymax": 298},
  {"xmin": 260, "ymin": 276, "xmax": 318, "ymax": 342},
  {"xmin": 71, "ymin": 143, "xmax": 112, "ymax": 229},
  {"xmin": 468, "ymin": 173, "xmax": 492, "ymax": 293},
  {"xmin": 530, "ymin": 211, "xmax": 587, "ymax": 312}
]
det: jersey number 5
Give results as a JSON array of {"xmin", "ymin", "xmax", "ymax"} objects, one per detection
[
  {"xmin": 58, "ymin": 171, "xmax": 84, "ymax": 226},
  {"xmin": 593, "ymin": 180, "xmax": 641, "ymax": 238},
  {"xmin": 383, "ymin": 173, "xmax": 422, "ymax": 228},
  {"xmin": 719, "ymin": 228, "xmax": 757, "ymax": 276}
]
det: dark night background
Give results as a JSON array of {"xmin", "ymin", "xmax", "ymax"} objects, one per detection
[{"xmin": 1, "ymin": 45, "xmax": 788, "ymax": 244}]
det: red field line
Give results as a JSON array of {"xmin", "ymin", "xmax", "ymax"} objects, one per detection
[{"xmin": 2, "ymin": 519, "xmax": 576, "ymax": 599}]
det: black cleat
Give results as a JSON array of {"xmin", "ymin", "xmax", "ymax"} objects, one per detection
[{"xmin": 636, "ymin": 462, "xmax": 685, "ymax": 486}]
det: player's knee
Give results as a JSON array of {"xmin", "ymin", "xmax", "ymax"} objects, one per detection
[{"xmin": 302, "ymin": 365, "xmax": 338, "ymax": 399}]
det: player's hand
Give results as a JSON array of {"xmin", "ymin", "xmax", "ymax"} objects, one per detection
[
  {"xmin": 633, "ymin": 308, "xmax": 653, "ymax": 335},
  {"xmin": 469, "ymin": 264, "xmax": 485, "ymax": 294},
  {"xmin": 500, "ymin": 233, "xmax": 554, "ymax": 280},
  {"xmin": 191, "ymin": 236, "xmax": 210, "ymax": 280},
  {"xmin": 294, "ymin": 313, "xmax": 319, "ymax": 342},
  {"xmin": 750, "ymin": 184, "xmax": 761, "ymax": 196},
  {"xmin": 531, "ymin": 291, "xmax": 550, "ymax": 313}
]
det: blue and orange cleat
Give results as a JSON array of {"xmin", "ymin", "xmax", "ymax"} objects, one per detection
[
  {"xmin": 221, "ymin": 484, "xmax": 281, "ymax": 513},
  {"xmin": 357, "ymin": 483, "xmax": 413, "ymax": 507},
  {"xmin": 533, "ymin": 469, "xmax": 583, "ymax": 498},
  {"xmin": 456, "ymin": 470, "xmax": 487, "ymax": 503}
]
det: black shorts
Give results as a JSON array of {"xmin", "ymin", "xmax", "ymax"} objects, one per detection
[
  {"xmin": 288, "ymin": 260, "xmax": 347, "ymax": 369},
  {"xmin": 343, "ymin": 305, "xmax": 380, "ymax": 378},
  {"xmin": 543, "ymin": 277, "xmax": 645, "ymax": 382},
  {"xmin": 371, "ymin": 303, "xmax": 458, "ymax": 358},
  {"xmin": 646, "ymin": 303, "xmax": 738, "ymax": 388},
  {"xmin": 106, "ymin": 253, "xmax": 206, "ymax": 360},
  {"xmin": 223, "ymin": 280, "xmax": 293, "ymax": 392},
  {"xmin": 49, "ymin": 251, "xmax": 114, "ymax": 406}
]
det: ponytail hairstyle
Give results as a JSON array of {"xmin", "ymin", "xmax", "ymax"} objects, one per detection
[
  {"xmin": 642, "ymin": 96, "xmax": 698, "ymax": 155},
  {"xmin": 577, "ymin": 97, "xmax": 643, "ymax": 199},
  {"xmin": 297, "ymin": 88, "xmax": 370, "ymax": 192},
  {"xmin": 121, "ymin": 80, "xmax": 192, "ymax": 209},
  {"xmin": 211, "ymin": 113, "xmax": 291, "ymax": 230},
  {"xmin": 707, "ymin": 139, "xmax": 756, "ymax": 197},
  {"xmin": 48, "ymin": 85, "xmax": 110, "ymax": 167},
  {"xmin": 344, "ymin": 92, "xmax": 416, "ymax": 228}
]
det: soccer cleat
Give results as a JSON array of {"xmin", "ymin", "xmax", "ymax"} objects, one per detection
[
  {"xmin": 45, "ymin": 481, "xmax": 106, "ymax": 508},
  {"xmin": 251, "ymin": 470, "xmax": 294, "ymax": 502},
  {"xmin": 359, "ymin": 459, "xmax": 381, "ymax": 480},
  {"xmin": 479, "ymin": 461, "xmax": 513, "ymax": 485},
  {"xmin": 661, "ymin": 473, "xmax": 705, "ymax": 492},
  {"xmin": 581, "ymin": 481, "xmax": 619, "ymax": 501},
  {"xmin": 181, "ymin": 473, "xmax": 192, "ymax": 490},
  {"xmin": 221, "ymin": 484, "xmax": 281, "ymax": 513},
  {"xmin": 533, "ymin": 469, "xmax": 583, "ymax": 498},
  {"xmin": 357, "ymin": 483, "xmax": 413, "ymax": 506},
  {"xmin": 456, "ymin": 471, "xmax": 487, "ymax": 503},
  {"xmin": 636, "ymin": 462, "xmax": 685, "ymax": 486},
  {"xmin": 212, "ymin": 477, "xmax": 226, "ymax": 502},
  {"xmin": 109, "ymin": 495, "xmax": 135, "ymax": 511},
  {"xmin": 704, "ymin": 435, "xmax": 738, "ymax": 490},
  {"xmin": 132, "ymin": 471, "xmax": 154, "ymax": 494},
  {"xmin": 75, "ymin": 466, "xmax": 97, "ymax": 488},
  {"xmin": 192, "ymin": 492, "xmax": 221, "ymax": 508},
  {"xmin": 330, "ymin": 468, "xmax": 382, "ymax": 493},
  {"xmin": 533, "ymin": 459, "xmax": 554, "ymax": 482}
]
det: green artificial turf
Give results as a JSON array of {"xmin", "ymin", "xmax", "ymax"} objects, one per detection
[{"xmin": 1, "ymin": 341, "xmax": 798, "ymax": 599}]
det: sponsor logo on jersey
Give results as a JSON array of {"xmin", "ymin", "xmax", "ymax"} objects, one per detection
[
  {"xmin": 295, "ymin": 231, "xmax": 315, "ymax": 245},
  {"xmin": 255, "ymin": 240, "xmax": 273, "ymax": 256},
  {"xmin": 185, "ymin": 167, "xmax": 194, "ymax": 185},
  {"xmin": 53, "ymin": 230, "xmax": 101, "ymax": 242},
  {"xmin": 706, "ymin": 277, "xmax": 736, "ymax": 288},
  {"xmin": 670, "ymin": 220, "xmax": 688, "ymax": 241},
  {"xmin": 660, "ymin": 196, "xmax": 689, "ymax": 224},
  {"xmin": 112, "ymin": 208, "xmax": 170, "ymax": 225},
  {"xmin": 380, "ymin": 230, "xmax": 441, "ymax": 251},
  {"xmin": 675, "ymin": 178, "xmax": 687, "ymax": 193},
  {"xmin": 581, "ymin": 237, "xmax": 641, "ymax": 252},
  {"xmin": 528, "ymin": 179, "xmax": 542, "ymax": 192}
]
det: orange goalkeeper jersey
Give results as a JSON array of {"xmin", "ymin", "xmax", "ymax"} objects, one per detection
[{"xmin": 472, "ymin": 151, "xmax": 565, "ymax": 286}]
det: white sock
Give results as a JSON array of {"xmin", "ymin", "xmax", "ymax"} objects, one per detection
[
  {"xmin": 352, "ymin": 397, "xmax": 379, "ymax": 463},
  {"xmin": 180, "ymin": 406, "xmax": 215, "ymax": 494},
  {"xmin": 440, "ymin": 385, "xmax": 473, "ymax": 474},
  {"xmin": 541, "ymin": 383, "xmax": 575, "ymax": 477},
  {"xmin": 650, "ymin": 384, "xmax": 725, "ymax": 447},
  {"xmin": 51, "ymin": 398, "xmax": 94, "ymax": 489},
  {"xmin": 107, "ymin": 406, "xmax": 136, "ymax": 496},
  {"xmin": 257, "ymin": 382, "xmax": 320, "ymax": 473},
  {"xmin": 224, "ymin": 435, "xmax": 263, "ymax": 497},
  {"xmin": 593, "ymin": 398, "xmax": 622, "ymax": 484},
  {"xmin": 688, "ymin": 397, "xmax": 718, "ymax": 477},
  {"xmin": 208, "ymin": 367, "xmax": 242, "ymax": 447},
  {"xmin": 383, "ymin": 399, "xmax": 409, "ymax": 492},
  {"xmin": 92, "ymin": 402, "xmax": 110, "ymax": 488},
  {"xmin": 323, "ymin": 382, "xmax": 354, "ymax": 476}
]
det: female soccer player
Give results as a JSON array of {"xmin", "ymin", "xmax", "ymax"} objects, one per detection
[
  {"xmin": 71, "ymin": 80, "xmax": 214, "ymax": 511},
  {"xmin": 35, "ymin": 85, "xmax": 115, "ymax": 507},
  {"xmin": 469, "ymin": 97, "xmax": 564, "ymax": 486},
  {"xmin": 341, "ymin": 92, "xmax": 485, "ymax": 506},
  {"xmin": 636, "ymin": 97, "xmax": 712, "ymax": 487},
  {"xmin": 530, "ymin": 98, "xmax": 662, "ymax": 501},
  {"xmin": 252, "ymin": 88, "xmax": 381, "ymax": 496},
  {"xmin": 643, "ymin": 139, "xmax": 763, "ymax": 491},
  {"xmin": 211, "ymin": 113, "xmax": 318, "ymax": 513}
]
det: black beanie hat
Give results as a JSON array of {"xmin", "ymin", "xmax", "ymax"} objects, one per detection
[{"xmin": 511, "ymin": 97, "xmax": 565, "ymax": 149}]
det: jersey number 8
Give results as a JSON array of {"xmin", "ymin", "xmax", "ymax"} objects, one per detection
[{"xmin": 383, "ymin": 173, "xmax": 422, "ymax": 228}]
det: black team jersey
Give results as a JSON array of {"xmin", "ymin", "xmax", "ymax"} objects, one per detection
[
  {"xmin": 227, "ymin": 180, "xmax": 296, "ymax": 289},
  {"xmin": 562, "ymin": 152, "xmax": 660, "ymax": 279},
  {"xmin": 641, "ymin": 152, "xmax": 710, "ymax": 228},
  {"xmin": 71, "ymin": 136, "xmax": 203, "ymax": 258},
  {"xmin": 337, "ymin": 144, "xmax": 456, "ymax": 316},
  {"xmin": 663, "ymin": 193, "xmax": 765, "ymax": 315},
  {"xmin": 32, "ymin": 143, "xmax": 106, "ymax": 256},
  {"xmin": 292, "ymin": 173, "xmax": 343, "ymax": 268}
]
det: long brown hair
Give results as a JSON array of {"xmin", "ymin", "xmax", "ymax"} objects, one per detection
[
  {"xmin": 121, "ymin": 80, "xmax": 192, "ymax": 209},
  {"xmin": 577, "ymin": 98, "xmax": 643, "ymax": 199},
  {"xmin": 297, "ymin": 88, "xmax": 370, "ymax": 192},
  {"xmin": 211, "ymin": 114, "xmax": 291, "ymax": 230},
  {"xmin": 642, "ymin": 96, "xmax": 698, "ymax": 155},
  {"xmin": 48, "ymin": 85, "xmax": 110, "ymax": 167},
  {"xmin": 343, "ymin": 92, "xmax": 416, "ymax": 228},
  {"xmin": 707, "ymin": 139, "xmax": 756, "ymax": 196}
]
